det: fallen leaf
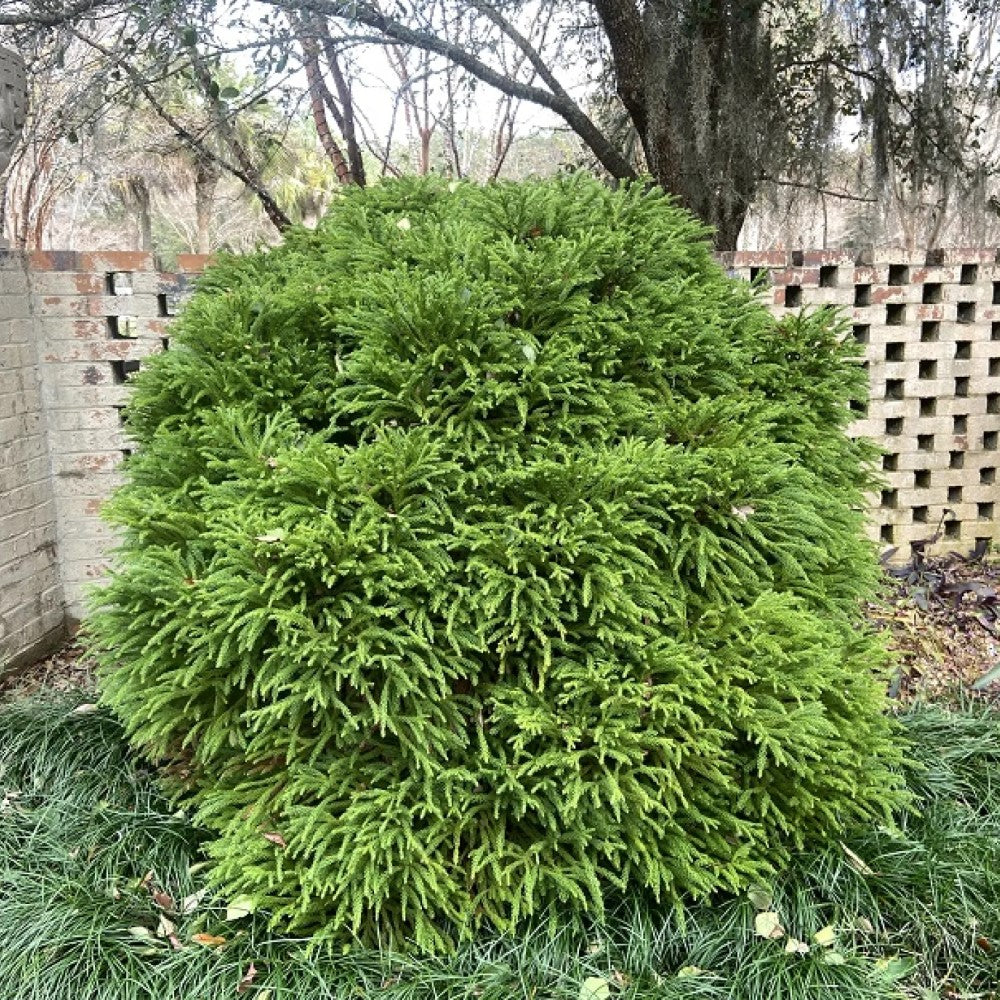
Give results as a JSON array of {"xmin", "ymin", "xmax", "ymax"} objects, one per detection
[
  {"xmin": 263, "ymin": 832, "xmax": 287, "ymax": 848},
  {"xmin": 152, "ymin": 889, "xmax": 175, "ymax": 910},
  {"xmin": 180, "ymin": 887, "xmax": 208, "ymax": 914},
  {"xmin": 254, "ymin": 531, "xmax": 284, "ymax": 544},
  {"xmin": 579, "ymin": 976, "xmax": 610, "ymax": 1000},
  {"xmin": 754, "ymin": 911, "xmax": 785, "ymax": 940},
  {"xmin": 396, "ymin": 218, "xmax": 411, "ymax": 231},
  {"xmin": 677, "ymin": 966, "xmax": 705, "ymax": 978},
  {"xmin": 191, "ymin": 933, "xmax": 227, "ymax": 948},
  {"xmin": 784, "ymin": 937, "xmax": 810, "ymax": 955},
  {"xmin": 732, "ymin": 505, "xmax": 755, "ymax": 521},
  {"xmin": 840, "ymin": 842, "xmax": 877, "ymax": 876},
  {"xmin": 822, "ymin": 951, "xmax": 847, "ymax": 966},
  {"xmin": 156, "ymin": 914, "xmax": 176, "ymax": 938},
  {"xmin": 226, "ymin": 896, "xmax": 256, "ymax": 921},
  {"xmin": 813, "ymin": 925, "xmax": 837, "ymax": 948},
  {"xmin": 747, "ymin": 886, "xmax": 772, "ymax": 911},
  {"xmin": 128, "ymin": 926, "xmax": 154, "ymax": 940},
  {"xmin": 856, "ymin": 916, "xmax": 875, "ymax": 934},
  {"xmin": 976, "ymin": 935, "xmax": 993, "ymax": 952},
  {"xmin": 71, "ymin": 703, "xmax": 99, "ymax": 715},
  {"xmin": 237, "ymin": 962, "xmax": 258, "ymax": 994}
]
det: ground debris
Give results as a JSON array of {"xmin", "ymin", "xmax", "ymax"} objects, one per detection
[
  {"xmin": 871, "ymin": 537, "xmax": 1000, "ymax": 705},
  {"xmin": 0, "ymin": 641, "xmax": 95, "ymax": 701}
]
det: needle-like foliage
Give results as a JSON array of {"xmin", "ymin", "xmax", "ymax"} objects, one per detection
[{"xmin": 87, "ymin": 174, "xmax": 907, "ymax": 949}]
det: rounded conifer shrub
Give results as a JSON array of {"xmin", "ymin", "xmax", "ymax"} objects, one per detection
[{"xmin": 89, "ymin": 175, "xmax": 907, "ymax": 950}]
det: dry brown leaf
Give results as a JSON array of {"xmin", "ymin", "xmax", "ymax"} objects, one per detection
[
  {"xmin": 152, "ymin": 889, "xmax": 175, "ymax": 910},
  {"xmin": 263, "ymin": 832, "xmax": 287, "ymax": 848},
  {"xmin": 236, "ymin": 962, "xmax": 258, "ymax": 994},
  {"xmin": 191, "ymin": 933, "xmax": 227, "ymax": 948}
]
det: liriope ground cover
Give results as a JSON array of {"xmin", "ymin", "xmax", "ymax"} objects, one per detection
[
  {"xmin": 0, "ymin": 693, "xmax": 997, "ymax": 1000},
  {"xmin": 84, "ymin": 175, "xmax": 908, "ymax": 948}
]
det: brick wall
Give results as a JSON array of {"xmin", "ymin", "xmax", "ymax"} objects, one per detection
[
  {"xmin": 0, "ymin": 251, "xmax": 64, "ymax": 672},
  {"xmin": 27, "ymin": 251, "xmax": 208, "ymax": 620},
  {"xmin": 4, "ymin": 244, "xmax": 1000, "ymax": 673},
  {"xmin": 722, "ymin": 248, "xmax": 1000, "ymax": 556}
]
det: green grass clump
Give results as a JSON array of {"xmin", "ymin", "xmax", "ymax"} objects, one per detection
[
  {"xmin": 0, "ymin": 693, "xmax": 997, "ymax": 999},
  {"xmin": 86, "ymin": 174, "xmax": 906, "ymax": 947}
]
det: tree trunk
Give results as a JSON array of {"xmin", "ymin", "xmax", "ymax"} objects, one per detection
[
  {"xmin": 194, "ymin": 156, "xmax": 219, "ymax": 254},
  {"xmin": 638, "ymin": 0, "xmax": 765, "ymax": 250}
]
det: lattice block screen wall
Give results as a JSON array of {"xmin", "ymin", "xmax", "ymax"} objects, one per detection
[{"xmin": 720, "ymin": 248, "xmax": 1000, "ymax": 556}]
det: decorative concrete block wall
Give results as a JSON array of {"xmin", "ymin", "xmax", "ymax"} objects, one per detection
[
  {"xmin": 721, "ymin": 248, "xmax": 1000, "ymax": 556},
  {"xmin": 0, "ymin": 251, "xmax": 64, "ymax": 672},
  {"xmin": 0, "ymin": 250, "xmax": 207, "ymax": 673},
  {"xmin": 26, "ymin": 251, "xmax": 208, "ymax": 620},
  {"xmin": 5, "ymin": 244, "xmax": 1000, "ymax": 673}
]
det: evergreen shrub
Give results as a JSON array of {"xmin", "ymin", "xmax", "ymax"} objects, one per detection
[{"xmin": 88, "ymin": 175, "xmax": 907, "ymax": 950}]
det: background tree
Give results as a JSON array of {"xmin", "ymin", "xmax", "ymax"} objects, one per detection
[{"xmin": 3, "ymin": 0, "xmax": 1000, "ymax": 250}]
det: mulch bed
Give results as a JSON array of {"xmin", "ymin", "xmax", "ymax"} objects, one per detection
[
  {"xmin": 0, "ymin": 641, "xmax": 96, "ymax": 701},
  {"xmin": 870, "ymin": 540, "xmax": 1000, "ymax": 704}
]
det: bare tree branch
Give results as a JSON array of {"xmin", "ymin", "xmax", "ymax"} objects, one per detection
[{"xmin": 260, "ymin": 0, "xmax": 636, "ymax": 180}]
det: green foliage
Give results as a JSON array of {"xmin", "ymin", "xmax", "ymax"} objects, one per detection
[
  {"xmin": 87, "ymin": 174, "xmax": 906, "ymax": 949},
  {"xmin": 1, "ymin": 694, "xmax": 996, "ymax": 1000}
]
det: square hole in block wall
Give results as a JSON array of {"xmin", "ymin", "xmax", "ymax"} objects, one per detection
[
  {"xmin": 922, "ymin": 321, "xmax": 941, "ymax": 341},
  {"xmin": 920, "ymin": 397, "xmax": 936, "ymax": 417},
  {"xmin": 819, "ymin": 265, "xmax": 838, "ymax": 288},
  {"xmin": 989, "ymin": 393, "xmax": 1000, "ymax": 414},
  {"xmin": 956, "ymin": 341, "xmax": 972, "ymax": 359},
  {"xmin": 993, "ymin": 322, "xmax": 1000, "ymax": 341},
  {"xmin": 986, "ymin": 430, "xmax": 999, "ymax": 450},
  {"xmin": 961, "ymin": 263, "xmax": 979, "ymax": 284},
  {"xmin": 885, "ymin": 378, "xmax": 905, "ymax": 399},
  {"xmin": 880, "ymin": 524, "xmax": 895, "ymax": 543},
  {"xmin": 106, "ymin": 271, "xmax": 134, "ymax": 296},
  {"xmin": 107, "ymin": 316, "xmax": 137, "ymax": 339},
  {"xmin": 912, "ymin": 505, "xmax": 929, "ymax": 523},
  {"xmin": 958, "ymin": 301, "xmax": 977, "ymax": 323},
  {"xmin": 990, "ymin": 358, "xmax": 1000, "ymax": 376},
  {"xmin": 949, "ymin": 485, "xmax": 964, "ymax": 502},
  {"xmin": 883, "ymin": 453, "xmax": 899, "ymax": 471},
  {"xmin": 915, "ymin": 469, "xmax": 931, "ymax": 488},
  {"xmin": 785, "ymin": 285, "xmax": 802, "ymax": 307},
  {"xmin": 950, "ymin": 451, "xmax": 965, "ymax": 469},
  {"xmin": 956, "ymin": 376, "xmax": 970, "ymax": 397},
  {"xmin": 888, "ymin": 264, "xmax": 909, "ymax": 285},
  {"xmin": 111, "ymin": 360, "xmax": 141, "ymax": 384},
  {"xmin": 849, "ymin": 398, "xmax": 867, "ymax": 414},
  {"xmin": 945, "ymin": 520, "xmax": 961, "ymax": 539},
  {"xmin": 979, "ymin": 502, "xmax": 995, "ymax": 520},
  {"xmin": 923, "ymin": 283, "xmax": 943, "ymax": 304},
  {"xmin": 886, "ymin": 303, "xmax": 906, "ymax": 325},
  {"xmin": 918, "ymin": 433, "xmax": 935, "ymax": 451},
  {"xmin": 994, "ymin": 281, "xmax": 1000, "ymax": 304},
  {"xmin": 919, "ymin": 359, "xmax": 937, "ymax": 379},
  {"xmin": 853, "ymin": 324, "xmax": 870, "ymax": 345},
  {"xmin": 749, "ymin": 267, "xmax": 771, "ymax": 286},
  {"xmin": 885, "ymin": 342, "xmax": 905, "ymax": 361},
  {"xmin": 855, "ymin": 284, "xmax": 871, "ymax": 307},
  {"xmin": 982, "ymin": 467, "xmax": 997, "ymax": 484},
  {"xmin": 881, "ymin": 489, "xmax": 898, "ymax": 508},
  {"xmin": 954, "ymin": 414, "xmax": 968, "ymax": 434},
  {"xmin": 886, "ymin": 417, "xmax": 904, "ymax": 435}
]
